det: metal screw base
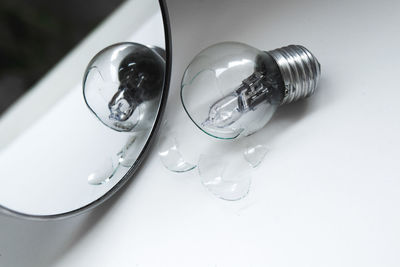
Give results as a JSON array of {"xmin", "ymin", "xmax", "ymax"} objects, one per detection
[{"xmin": 268, "ymin": 45, "xmax": 321, "ymax": 105}]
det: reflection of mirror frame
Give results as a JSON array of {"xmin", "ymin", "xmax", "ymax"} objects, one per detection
[{"xmin": 0, "ymin": 0, "xmax": 172, "ymax": 220}]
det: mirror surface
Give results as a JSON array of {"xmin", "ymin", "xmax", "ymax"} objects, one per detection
[{"xmin": 0, "ymin": 0, "xmax": 169, "ymax": 218}]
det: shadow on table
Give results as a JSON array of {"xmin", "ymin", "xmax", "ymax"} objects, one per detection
[{"xmin": 0, "ymin": 163, "xmax": 143, "ymax": 267}]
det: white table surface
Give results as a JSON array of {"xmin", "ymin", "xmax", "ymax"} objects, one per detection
[{"xmin": 1, "ymin": 0, "xmax": 400, "ymax": 266}]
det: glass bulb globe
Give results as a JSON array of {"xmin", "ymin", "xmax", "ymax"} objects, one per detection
[
  {"xmin": 181, "ymin": 42, "xmax": 321, "ymax": 139},
  {"xmin": 83, "ymin": 42, "xmax": 165, "ymax": 132}
]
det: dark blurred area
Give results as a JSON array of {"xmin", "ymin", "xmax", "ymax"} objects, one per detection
[{"xmin": 0, "ymin": 0, "xmax": 124, "ymax": 115}]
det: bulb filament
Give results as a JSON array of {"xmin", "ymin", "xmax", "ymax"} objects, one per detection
[
  {"xmin": 108, "ymin": 73, "xmax": 146, "ymax": 122},
  {"xmin": 203, "ymin": 71, "xmax": 272, "ymax": 129}
]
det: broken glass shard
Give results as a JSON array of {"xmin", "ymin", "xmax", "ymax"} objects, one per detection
[
  {"xmin": 198, "ymin": 154, "xmax": 251, "ymax": 201},
  {"xmin": 243, "ymin": 144, "xmax": 268, "ymax": 167},
  {"xmin": 88, "ymin": 157, "xmax": 117, "ymax": 185},
  {"xmin": 158, "ymin": 136, "xmax": 196, "ymax": 172}
]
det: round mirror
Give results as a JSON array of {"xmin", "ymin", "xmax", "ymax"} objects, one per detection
[{"xmin": 0, "ymin": 0, "xmax": 171, "ymax": 219}]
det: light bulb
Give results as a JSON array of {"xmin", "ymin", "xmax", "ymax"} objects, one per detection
[
  {"xmin": 181, "ymin": 42, "xmax": 321, "ymax": 139},
  {"xmin": 83, "ymin": 42, "xmax": 165, "ymax": 132}
]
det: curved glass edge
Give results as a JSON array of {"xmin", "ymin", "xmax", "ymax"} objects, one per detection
[
  {"xmin": 180, "ymin": 71, "xmax": 243, "ymax": 140},
  {"xmin": 0, "ymin": 0, "xmax": 172, "ymax": 221},
  {"xmin": 180, "ymin": 91, "xmax": 242, "ymax": 140}
]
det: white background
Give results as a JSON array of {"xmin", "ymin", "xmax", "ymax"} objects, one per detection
[{"xmin": 1, "ymin": 0, "xmax": 400, "ymax": 266}]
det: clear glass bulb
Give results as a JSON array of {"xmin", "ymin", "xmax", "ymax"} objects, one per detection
[
  {"xmin": 83, "ymin": 42, "xmax": 165, "ymax": 132},
  {"xmin": 181, "ymin": 42, "xmax": 285, "ymax": 139},
  {"xmin": 181, "ymin": 42, "xmax": 321, "ymax": 139}
]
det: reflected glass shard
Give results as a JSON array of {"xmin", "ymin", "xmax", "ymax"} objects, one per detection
[
  {"xmin": 243, "ymin": 144, "xmax": 268, "ymax": 167},
  {"xmin": 88, "ymin": 157, "xmax": 117, "ymax": 185},
  {"xmin": 117, "ymin": 136, "xmax": 137, "ymax": 167},
  {"xmin": 198, "ymin": 154, "xmax": 251, "ymax": 201},
  {"xmin": 158, "ymin": 136, "xmax": 196, "ymax": 172}
]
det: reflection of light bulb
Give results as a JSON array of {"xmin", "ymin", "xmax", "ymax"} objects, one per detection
[
  {"xmin": 83, "ymin": 42, "xmax": 165, "ymax": 132},
  {"xmin": 181, "ymin": 42, "xmax": 321, "ymax": 139}
]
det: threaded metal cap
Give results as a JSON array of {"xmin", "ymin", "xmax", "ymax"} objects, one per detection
[{"xmin": 267, "ymin": 45, "xmax": 321, "ymax": 105}]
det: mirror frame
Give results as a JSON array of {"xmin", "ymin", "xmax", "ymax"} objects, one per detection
[{"xmin": 0, "ymin": 0, "xmax": 172, "ymax": 220}]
